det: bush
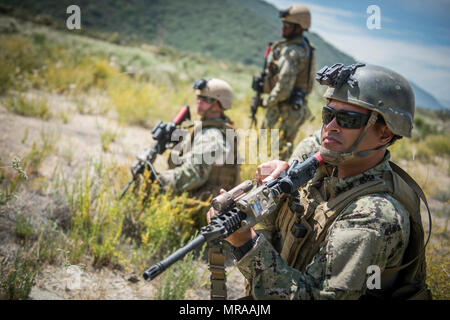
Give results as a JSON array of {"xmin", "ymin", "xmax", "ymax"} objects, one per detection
[
  {"xmin": 0, "ymin": 34, "xmax": 38, "ymax": 93},
  {"xmin": 4, "ymin": 94, "xmax": 51, "ymax": 120},
  {"xmin": 155, "ymin": 239, "xmax": 207, "ymax": 300},
  {"xmin": 61, "ymin": 160, "xmax": 209, "ymax": 269},
  {"xmin": 23, "ymin": 127, "xmax": 59, "ymax": 176},
  {"xmin": 413, "ymin": 115, "xmax": 437, "ymax": 140},
  {"xmin": 425, "ymin": 135, "xmax": 450, "ymax": 157},
  {"xmin": 426, "ymin": 235, "xmax": 450, "ymax": 300},
  {"xmin": 0, "ymin": 250, "xmax": 40, "ymax": 300},
  {"xmin": 108, "ymin": 76, "xmax": 159, "ymax": 127}
]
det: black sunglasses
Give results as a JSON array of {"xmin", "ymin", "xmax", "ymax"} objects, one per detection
[{"xmin": 322, "ymin": 105, "xmax": 371, "ymax": 129}]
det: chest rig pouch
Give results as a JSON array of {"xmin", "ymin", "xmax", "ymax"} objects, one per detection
[
  {"xmin": 169, "ymin": 119, "xmax": 240, "ymax": 200},
  {"xmin": 265, "ymin": 38, "xmax": 314, "ymax": 103}
]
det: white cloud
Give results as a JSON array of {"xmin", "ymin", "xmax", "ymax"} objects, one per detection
[
  {"xmin": 300, "ymin": 2, "xmax": 450, "ymax": 101},
  {"xmin": 326, "ymin": 34, "xmax": 450, "ymax": 101}
]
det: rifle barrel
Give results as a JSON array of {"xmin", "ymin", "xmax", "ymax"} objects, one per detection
[{"xmin": 143, "ymin": 234, "xmax": 206, "ymax": 281}]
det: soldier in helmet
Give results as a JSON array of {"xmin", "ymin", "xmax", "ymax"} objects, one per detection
[
  {"xmin": 158, "ymin": 78, "xmax": 240, "ymax": 199},
  {"xmin": 208, "ymin": 64, "xmax": 432, "ymax": 300},
  {"xmin": 158, "ymin": 78, "xmax": 240, "ymax": 300},
  {"xmin": 260, "ymin": 4, "xmax": 316, "ymax": 160}
]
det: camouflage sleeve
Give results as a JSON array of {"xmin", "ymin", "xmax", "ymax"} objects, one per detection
[
  {"xmin": 158, "ymin": 128, "xmax": 225, "ymax": 192},
  {"xmin": 288, "ymin": 129, "xmax": 321, "ymax": 164},
  {"xmin": 264, "ymin": 46, "xmax": 305, "ymax": 108},
  {"xmin": 236, "ymin": 194, "xmax": 410, "ymax": 300}
]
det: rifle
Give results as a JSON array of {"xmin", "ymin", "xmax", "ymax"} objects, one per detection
[
  {"xmin": 249, "ymin": 43, "xmax": 272, "ymax": 129},
  {"xmin": 119, "ymin": 105, "xmax": 191, "ymax": 199},
  {"xmin": 143, "ymin": 152, "xmax": 323, "ymax": 281}
]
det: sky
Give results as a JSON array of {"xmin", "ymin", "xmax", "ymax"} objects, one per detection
[{"xmin": 265, "ymin": 0, "xmax": 450, "ymax": 105}]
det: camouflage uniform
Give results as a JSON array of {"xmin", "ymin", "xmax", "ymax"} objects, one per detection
[
  {"xmin": 236, "ymin": 152, "xmax": 415, "ymax": 300},
  {"xmin": 262, "ymin": 35, "xmax": 314, "ymax": 158},
  {"xmin": 158, "ymin": 117, "xmax": 239, "ymax": 201},
  {"xmin": 233, "ymin": 63, "xmax": 431, "ymax": 300},
  {"xmin": 289, "ymin": 129, "xmax": 321, "ymax": 164}
]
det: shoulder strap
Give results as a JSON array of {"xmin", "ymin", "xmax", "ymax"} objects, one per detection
[
  {"xmin": 326, "ymin": 164, "xmax": 432, "ymax": 273},
  {"xmin": 383, "ymin": 162, "xmax": 432, "ymax": 272},
  {"xmin": 303, "ymin": 36, "xmax": 315, "ymax": 94}
]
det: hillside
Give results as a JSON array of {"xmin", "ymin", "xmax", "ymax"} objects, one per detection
[
  {"xmin": 0, "ymin": 0, "xmax": 354, "ymax": 68},
  {"xmin": 0, "ymin": 0, "xmax": 445, "ymax": 111},
  {"xmin": 410, "ymin": 81, "xmax": 447, "ymax": 110}
]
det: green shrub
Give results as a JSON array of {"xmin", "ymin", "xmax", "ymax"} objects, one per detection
[
  {"xmin": 100, "ymin": 128, "xmax": 118, "ymax": 152},
  {"xmin": 425, "ymin": 135, "xmax": 450, "ymax": 157},
  {"xmin": 0, "ymin": 250, "xmax": 40, "ymax": 300},
  {"xmin": 4, "ymin": 94, "xmax": 51, "ymax": 120},
  {"xmin": 426, "ymin": 237, "xmax": 450, "ymax": 300},
  {"xmin": 413, "ymin": 115, "xmax": 437, "ymax": 140},
  {"xmin": 23, "ymin": 127, "xmax": 59, "ymax": 175},
  {"xmin": 0, "ymin": 156, "xmax": 27, "ymax": 208},
  {"xmin": 108, "ymin": 76, "xmax": 158, "ymax": 127},
  {"xmin": 61, "ymin": 160, "xmax": 209, "ymax": 269}
]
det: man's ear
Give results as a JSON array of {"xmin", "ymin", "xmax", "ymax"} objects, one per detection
[{"xmin": 378, "ymin": 125, "xmax": 394, "ymax": 145}]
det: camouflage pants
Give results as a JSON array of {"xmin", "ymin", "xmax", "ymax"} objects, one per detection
[{"xmin": 262, "ymin": 102, "xmax": 311, "ymax": 160}]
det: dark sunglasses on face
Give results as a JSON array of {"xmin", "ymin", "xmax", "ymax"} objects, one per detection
[
  {"xmin": 322, "ymin": 105, "xmax": 372, "ymax": 129},
  {"xmin": 282, "ymin": 21, "xmax": 295, "ymax": 28},
  {"xmin": 198, "ymin": 95, "xmax": 216, "ymax": 104}
]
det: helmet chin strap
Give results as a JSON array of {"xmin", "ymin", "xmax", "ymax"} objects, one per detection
[{"xmin": 320, "ymin": 111, "xmax": 389, "ymax": 166}]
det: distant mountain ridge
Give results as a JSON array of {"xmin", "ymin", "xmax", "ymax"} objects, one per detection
[
  {"xmin": 409, "ymin": 81, "xmax": 447, "ymax": 110},
  {"xmin": 0, "ymin": 0, "xmax": 445, "ymax": 110}
]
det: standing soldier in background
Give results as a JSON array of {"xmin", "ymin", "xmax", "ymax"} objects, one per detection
[
  {"xmin": 260, "ymin": 4, "xmax": 316, "ymax": 160},
  {"xmin": 157, "ymin": 78, "xmax": 240, "ymax": 300}
]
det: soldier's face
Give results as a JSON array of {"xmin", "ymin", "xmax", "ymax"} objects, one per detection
[
  {"xmin": 321, "ymin": 100, "xmax": 388, "ymax": 154},
  {"xmin": 282, "ymin": 21, "xmax": 296, "ymax": 37},
  {"xmin": 197, "ymin": 96, "xmax": 220, "ymax": 117}
]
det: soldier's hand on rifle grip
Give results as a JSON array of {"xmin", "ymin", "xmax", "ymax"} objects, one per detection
[
  {"xmin": 206, "ymin": 189, "xmax": 256, "ymax": 248},
  {"xmin": 256, "ymin": 160, "xmax": 289, "ymax": 185}
]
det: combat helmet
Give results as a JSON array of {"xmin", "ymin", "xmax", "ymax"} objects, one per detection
[
  {"xmin": 193, "ymin": 78, "xmax": 233, "ymax": 110},
  {"xmin": 279, "ymin": 4, "xmax": 311, "ymax": 30},
  {"xmin": 315, "ymin": 63, "xmax": 416, "ymax": 164}
]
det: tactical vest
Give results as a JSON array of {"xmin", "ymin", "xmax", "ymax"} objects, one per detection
[
  {"xmin": 198, "ymin": 119, "xmax": 240, "ymax": 301},
  {"xmin": 274, "ymin": 162, "xmax": 431, "ymax": 300},
  {"xmin": 265, "ymin": 36, "xmax": 315, "ymax": 96},
  {"xmin": 168, "ymin": 118, "xmax": 240, "ymax": 200},
  {"xmin": 168, "ymin": 118, "xmax": 240, "ymax": 300}
]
